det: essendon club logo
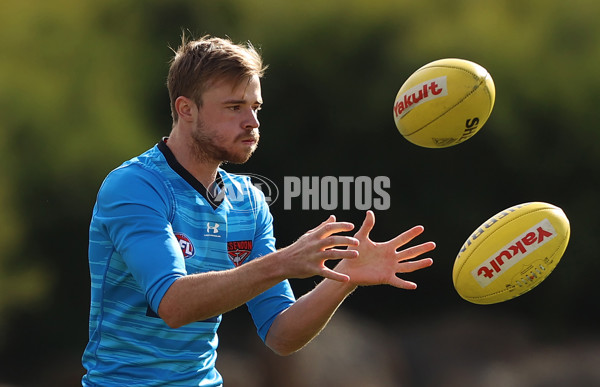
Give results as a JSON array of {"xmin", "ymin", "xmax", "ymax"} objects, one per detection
[
  {"xmin": 227, "ymin": 240, "xmax": 253, "ymax": 267},
  {"xmin": 175, "ymin": 233, "xmax": 195, "ymax": 259}
]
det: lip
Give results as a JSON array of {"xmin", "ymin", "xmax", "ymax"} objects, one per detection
[{"xmin": 241, "ymin": 137, "xmax": 258, "ymax": 144}]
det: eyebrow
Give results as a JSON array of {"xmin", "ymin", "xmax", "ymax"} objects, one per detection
[{"xmin": 223, "ymin": 99, "xmax": 263, "ymax": 105}]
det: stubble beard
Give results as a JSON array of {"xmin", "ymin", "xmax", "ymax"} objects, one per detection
[{"xmin": 190, "ymin": 120, "xmax": 259, "ymax": 165}]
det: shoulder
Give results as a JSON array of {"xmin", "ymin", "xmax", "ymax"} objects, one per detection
[
  {"xmin": 101, "ymin": 162, "xmax": 163, "ymax": 194},
  {"xmin": 97, "ymin": 147, "xmax": 174, "ymax": 209}
]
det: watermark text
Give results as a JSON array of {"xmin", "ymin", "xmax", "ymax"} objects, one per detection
[{"xmin": 283, "ymin": 176, "xmax": 390, "ymax": 210}]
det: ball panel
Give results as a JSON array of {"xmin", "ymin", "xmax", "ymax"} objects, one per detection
[
  {"xmin": 453, "ymin": 203, "xmax": 553, "ymax": 282},
  {"xmin": 403, "ymin": 82, "xmax": 493, "ymax": 148},
  {"xmin": 419, "ymin": 58, "xmax": 491, "ymax": 79},
  {"xmin": 393, "ymin": 58, "xmax": 495, "ymax": 148},
  {"xmin": 452, "ymin": 202, "xmax": 570, "ymax": 305},
  {"xmin": 395, "ymin": 67, "xmax": 481, "ymax": 135}
]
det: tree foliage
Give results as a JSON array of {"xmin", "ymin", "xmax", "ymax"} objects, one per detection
[{"xmin": 1, "ymin": 0, "xmax": 599, "ymax": 383}]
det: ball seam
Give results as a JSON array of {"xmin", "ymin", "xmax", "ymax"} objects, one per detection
[
  {"xmin": 455, "ymin": 205, "xmax": 561, "ymax": 300},
  {"xmin": 402, "ymin": 65, "xmax": 487, "ymax": 137}
]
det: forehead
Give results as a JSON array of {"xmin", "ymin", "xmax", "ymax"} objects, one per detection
[{"xmin": 205, "ymin": 74, "xmax": 262, "ymax": 102}]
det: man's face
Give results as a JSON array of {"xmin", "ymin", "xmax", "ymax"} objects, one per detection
[{"xmin": 191, "ymin": 75, "xmax": 262, "ymax": 164}]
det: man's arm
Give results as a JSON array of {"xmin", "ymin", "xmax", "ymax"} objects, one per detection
[
  {"xmin": 158, "ymin": 217, "xmax": 359, "ymax": 328},
  {"xmin": 264, "ymin": 211, "xmax": 435, "ymax": 355},
  {"xmin": 263, "ymin": 273, "xmax": 356, "ymax": 356}
]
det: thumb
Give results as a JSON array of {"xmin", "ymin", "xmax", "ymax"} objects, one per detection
[
  {"xmin": 355, "ymin": 210, "xmax": 375, "ymax": 240},
  {"xmin": 320, "ymin": 267, "xmax": 350, "ymax": 283}
]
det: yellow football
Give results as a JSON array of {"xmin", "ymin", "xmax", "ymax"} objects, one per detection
[
  {"xmin": 453, "ymin": 202, "xmax": 570, "ymax": 305},
  {"xmin": 393, "ymin": 58, "xmax": 495, "ymax": 148}
]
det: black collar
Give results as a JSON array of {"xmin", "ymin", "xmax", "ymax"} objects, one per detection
[{"xmin": 157, "ymin": 138, "xmax": 224, "ymax": 210}]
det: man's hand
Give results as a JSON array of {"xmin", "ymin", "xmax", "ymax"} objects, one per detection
[
  {"xmin": 336, "ymin": 210, "xmax": 435, "ymax": 289},
  {"xmin": 277, "ymin": 215, "xmax": 360, "ymax": 282}
]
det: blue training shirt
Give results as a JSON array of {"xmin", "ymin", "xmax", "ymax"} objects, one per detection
[{"xmin": 82, "ymin": 139, "xmax": 295, "ymax": 386}]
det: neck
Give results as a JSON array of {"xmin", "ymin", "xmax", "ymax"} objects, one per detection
[{"xmin": 164, "ymin": 131, "xmax": 220, "ymax": 189}]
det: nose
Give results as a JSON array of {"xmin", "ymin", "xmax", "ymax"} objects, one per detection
[{"xmin": 244, "ymin": 108, "xmax": 260, "ymax": 131}]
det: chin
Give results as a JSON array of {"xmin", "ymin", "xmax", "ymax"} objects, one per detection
[{"xmin": 226, "ymin": 152, "xmax": 255, "ymax": 165}]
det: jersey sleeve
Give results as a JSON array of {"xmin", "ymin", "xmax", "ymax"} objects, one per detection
[
  {"xmin": 244, "ymin": 184, "xmax": 296, "ymax": 342},
  {"xmin": 94, "ymin": 164, "xmax": 186, "ymax": 314}
]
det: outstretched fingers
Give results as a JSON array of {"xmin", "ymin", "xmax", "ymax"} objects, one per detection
[
  {"xmin": 388, "ymin": 276, "xmax": 419, "ymax": 290},
  {"xmin": 389, "ymin": 225, "xmax": 426, "ymax": 249},
  {"xmin": 310, "ymin": 215, "xmax": 356, "ymax": 239},
  {"xmin": 313, "ymin": 241, "xmax": 358, "ymax": 282},
  {"xmin": 291, "ymin": 216, "xmax": 361, "ymax": 282},
  {"xmin": 396, "ymin": 241, "xmax": 436, "ymax": 261},
  {"xmin": 306, "ymin": 217, "xmax": 359, "ymax": 249},
  {"xmin": 388, "ymin": 258, "xmax": 434, "ymax": 289},
  {"xmin": 307, "ymin": 215, "xmax": 336, "ymax": 233},
  {"xmin": 389, "ymin": 241, "xmax": 435, "ymax": 289},
  {"xmin": 397, "ymin": 257, "xmax": 434, "ymax": 273}
]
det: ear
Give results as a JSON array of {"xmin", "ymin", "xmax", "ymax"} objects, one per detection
[{"xmin": 175, "ymin": 96, "xmax": 197, "ymax": 123}]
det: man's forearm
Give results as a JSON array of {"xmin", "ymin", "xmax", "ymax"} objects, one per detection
[{"xmin": 265, "ymin": 275, "xmax": 357, "ymax": 356}]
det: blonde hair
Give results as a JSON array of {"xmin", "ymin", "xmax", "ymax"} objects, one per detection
[{"xmin": 167, "ymin": 34, "xmax": 267, "ymax": 123}]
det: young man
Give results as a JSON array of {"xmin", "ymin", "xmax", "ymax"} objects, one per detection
[{"xmin": 82, "ymin": 35, "xmax": 436, "ymax": 386}]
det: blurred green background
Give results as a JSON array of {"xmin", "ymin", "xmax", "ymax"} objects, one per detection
[{"xmin": 1, "ymin": 0, "xmax": 599, "ymax": 386}]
